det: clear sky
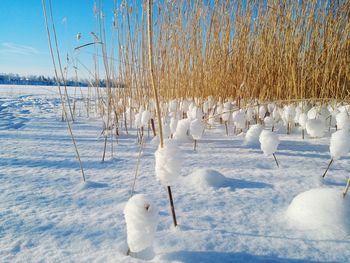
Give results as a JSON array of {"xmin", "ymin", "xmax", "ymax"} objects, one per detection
[{"xmin": 0, "ymin": 0, "xmax": 116, "ymax": 78}]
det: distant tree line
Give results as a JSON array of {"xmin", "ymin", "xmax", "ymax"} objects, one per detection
[{"xmin": 0, "ymin": 73, "xmax": 106, "ymax": 87}]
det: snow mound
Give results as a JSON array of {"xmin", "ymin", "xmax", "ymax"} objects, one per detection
[
  {"xmin": 244, "ymin": 124, "xmax": 263, "ymax": 145},
  {"xmin": 124, "ymin": 194, "xmax": 159, "ymax": 253},
  {"xmin": 285, "ymin": 188, "xmax": 350, "ymax": 238},
  {"xmin": 259, "ymin": 130, "xmax": 279, "ymax": 156},
  {"xmin": 306, "ymin": 119, "xmax": 325, "ymax": 138},
  {"xmin": 330, "ymin": 130, "xmax": 350, "ymax": 160},
  {"xmin": 186, "ymin": 169, "xmax": 227, "ymax": 190},
  {"xmin": 155, "ymin": 139, "xmax": 182, "ymax": 186}
]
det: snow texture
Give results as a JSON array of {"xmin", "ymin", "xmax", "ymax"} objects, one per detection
[
  {"xmin": 244, "ymin": 124, "xmax": 263, "ymax": 145},
  {"xmin": 286, "ymin": 188, "xmax": 350, "ymax": 239},
  {"xmin": 259, "ymin": 130, "xmax": 280, "ymax": 156},
  {"xmin": 155, "ymin": 139, "xmax": 182, "ymax": 186},
  {"xmin": 190, "ymin": 119, "xmax": 204, "ymax": 140},
  {"xmin": 330, "ymin": 130, "xmax": 350, "ymax": 160},
  {"xmin": 124, "ymin": 194, "xmax": 159, "ymax": 252},
  {"xmin": 306, "ymin": 119, "xmax": 325, "ymax": 138}
]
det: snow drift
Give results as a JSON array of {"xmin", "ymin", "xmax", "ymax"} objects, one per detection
[
  {"xmin": 285, "ymin": 188, "xmax": 350, "ymax": 239},
  {"xmin": 185, "ymin": 169, "xmax": 227, "ymax": 191}
]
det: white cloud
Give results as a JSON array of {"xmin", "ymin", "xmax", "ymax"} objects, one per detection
[{"xmin": 0, "ymin": 42, "xmax": 40, "ymax": 56}]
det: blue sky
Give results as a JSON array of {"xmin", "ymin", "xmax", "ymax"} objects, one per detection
[{"xmin": 0, "ymin": 0, "xmax": 116, "ymax": 78}]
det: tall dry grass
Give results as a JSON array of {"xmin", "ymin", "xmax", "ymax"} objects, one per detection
[{"xmin": 108, "ymin": 0, "xmax": 349, "ymax": 104}]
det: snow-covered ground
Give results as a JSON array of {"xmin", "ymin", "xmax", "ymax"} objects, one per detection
[{"xmin": 1, "ymin": 85, "xmax": 350, "ymax": 262}]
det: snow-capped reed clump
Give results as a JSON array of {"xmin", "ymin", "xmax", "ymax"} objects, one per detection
[
  {"xmin": 264, "ymin": 116, "xmax": 274, "ymax": 128},
  {"xmin": 307, "ymin": 106, "xmax": 318, "ymax": 120},
  {"xmin": 285, "ymin": 188, "xmax": 350, "ymax": 239},
  {"xmin": 306, "ymin": 119, "xmax": 325, "ymax": 138},
  {"xmin": 169, "ymin": 100, "xmax": 177, "ymax": 112},
  {"xmin": 298, "ymin": 113, "xmax": 308, "ymax": 139},
  {"xmin": 246, "ymin": 107, "xmax": 255, "ymax": 123},
  {"xmin": 190, "ymin": 118, "xmax": 204, "ymax": 150},
  {"xmin": 185, "ymin": 169, "xmax": 227, "ymax": 191},
  {"xmin": 272, "ymin": 107, "xmax": 281, "ymax": 123},
  {"xmin": 267, "ymin": 103, "xmax": 275, "ymax": 114},
  {"xmin": 244, "ymin": 124, "xmax": 263, "ymax": 145},
  {"xmin": 141, "ymin": 110, "xmax": 151, "ymax": 127},
  {"xmin": 190, "ymin": 119, "xmax": 204, "ymax": 140},
  {"xmin": 203, "ymin": 101, "xmax": 209, "ymax": 115},
  {"xmin": 155, "ymin": 139, "xmax": 182, "ymax": 186},
  {"xmin": 189, "ymin": 105, "xmax": 203, "ymax": 120},
  {"xmin": 124, "ymin": 194, "xmax": 159, "ymax": 253},
  {"xmin": 336, "ymin": 111, "xmax": 350, "ymax": 131},
  {"xmin": 233, "ymin": 109, "xmax": 246, "ymax": 130},
  {"xmin": 298, "ymin": 113, "xmax": 308, "ymax": 130},
  {"xmin": 259, "ymin": 130, "xmax": 280, "ymax": 156},
  {"xmin": 174, "ymin": 118, "xmax": 191, "ymax": 141},
  {"xmin": 330, "ymin": 130, "xmax": 350, "ymax": 160},
  {"xmin": 284, "ymin": 104, "xmax": 296, "ymax": 123},
  {"xmin": 258, "ymin": 105, "xmax": 267, "ymax": 120},
  {"xmin": 180, "ymin": 100, "xmax": 190, "ymax": 115},
  {"xmin": 135, "ymin": 112, "xmax": 142, "ymax": 128}
]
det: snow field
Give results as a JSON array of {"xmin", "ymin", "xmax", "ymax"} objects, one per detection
[{"xmin": 1, "ymin": 86, "xmax": 350, "ymax": 262}]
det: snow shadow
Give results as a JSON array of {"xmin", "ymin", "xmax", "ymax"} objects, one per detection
[
  {"xmin": 163, "ymin": 251, "xmax": 326, "ymax": 263},
  {"xmin": 223, "ymin": 178, "xmax": 273, "ymax": 190},
  {"xmin": 80, "ymin": 181, "xmax": 109, "ymax": 189}
]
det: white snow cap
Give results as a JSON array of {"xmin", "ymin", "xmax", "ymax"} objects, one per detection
[
  {"xmin": 232, "ymin": 110, "xmax": 246, "ymax": 129},
  {"xmin": 286, "ymin": 188, "xmax": 350, "ymax": 239},
  {"xmin": 284, "ymin": 104, "xmax": 296, "ymax": 122},
  {"xmin": 264, "ymin": 116, "xmax": 274, "ymax": 127},
  {"xmin": 258, "ymin": 106, "xmax": 267, "ymax": 120},
  {"xmin": 336, "ymin": 111, "xmax": 350, "ymax": 131},
  {"xmin": 174, "ymin": 118, "xmax": 191, "ymax": 141},
  {"xmin": 190, "ymin": 119, "xmax": 204, "ymax": 140},
  {"xmin": 244, "ymin": 124, "xmax": 263, "ymax": 145},
  {"xmin": 124, "ymin": 194, "xmax": 159, "ymax": 252},
  {"xmin": 272, "ymin": 107, "xmax": 281, "ymax": 121},
  {"xmin": 259, "ymin": 130, "xmax": 280, "ymax": 156},
  {"xmin": 246, "ymin": 107, "xmax": 255, "ymax": 122},
  {"xmin": 155, "ymin": 139, "xmax": 182, "ymax": 186},
  {"xmin": 306, "ymin": 119, "xmax": 325, "ymax": 138},
  {"xmin": 330, "ymin": 130, "xmax": 350, "ymax": 160},
  {"xmin": 298, "ymin": 113, "xmax": 308, "ymax": 129},
  {"xmin": 141, "ymin": 110, "xmax": 151, "ymax": 127}
]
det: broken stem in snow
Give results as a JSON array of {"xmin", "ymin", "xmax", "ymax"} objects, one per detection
[
  {"xmin": 322, "ymin": 159, "xmax": 334, "ymax": 178},
  {"xmin": 273, "ymin": 153, "xmax": 279, "ymax": 168},
  {"xmin": 167, "ymin": 186, "xmax": 177, "ymax": 227}
]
